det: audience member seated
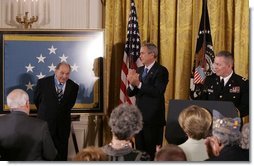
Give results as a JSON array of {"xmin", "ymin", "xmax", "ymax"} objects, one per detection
[
  {"xmin": 154, "ymin": 144, "xmax": 186, "ymax": 161},
  {"xmin": 178, "ymin": 105, "xmax": 212, "ymax": 161},
  {"xmin": 73, "ymin": 146, "xmax": 108, "ymax": 161},
  {"xmin": 240, "ymin": 123, "xmax": 249, "ymax": 150},
  {"xmin": 101, "ymin": 103, "xmax": 150, "ymax": 161},
  {"xmin": 0, "ymin": 89, "xmax": 57, "ymax": 161},
  {"xmin": 239, "ymin": 123, "xmax": 249, "ymax": 160},
  {"xmin": 205, "ymin": 110, "xmax": 248, "ymax": 161}
]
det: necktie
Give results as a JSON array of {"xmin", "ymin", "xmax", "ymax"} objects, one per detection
[
  {"xmin": 57, "ymin": 83, "xmax": 64, "ymax": 101},
  {"xmin": 220, "ymin": 78, "xmax": 224, "ymax": 90},
  {"xmin": 142, "ymin": 68, "xmax": 148, "ymax": 81}
]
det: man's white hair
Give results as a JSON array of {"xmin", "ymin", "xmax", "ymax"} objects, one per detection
[{"xmin": 7, "ymin": 89, "xmax": 29, "ymax": 109}]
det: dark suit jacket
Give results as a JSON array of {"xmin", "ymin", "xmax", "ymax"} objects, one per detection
[
  {"xmin": 198, "ymin": 73, "xmax": 249, "ymax": 117},
  {"xmin": 34, "ymin": 75, "xmax": 79, "ymax": 148},
  {"xmin": 0, "ymin": 111, "xmax": 57, "ymax": 161},
  {"xmin": 206, "ymin": 145, "xmax": 249, "ymax": 161},
  {"xmin": 127, "ymin": 62, "xmax": 169, "ymax": 125}
]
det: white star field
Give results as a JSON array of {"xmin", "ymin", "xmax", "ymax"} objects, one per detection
[{"xmin": 23, "ymin": 45, "xmax": 79, "ymax": 91}]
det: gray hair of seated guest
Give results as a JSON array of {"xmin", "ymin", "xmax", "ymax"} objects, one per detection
[
  {"xmin": 7, "ymin": 89, "xmax": 29, "ymax": 110},
  {"xmin": 109, "ymin": 103, "xmax": 143, "ymax": 140},
  {"xmin": 240, "ymin": 123, "xmax": 249, "ymax": 149},
  {"xmin": 212, "ymin": 123, "xmax": 241, "ymax": 147},
  {"xmin": 213, "ymin": 130, "xmax": 241, "ymax": 147},
  {"xmin": 212, "ymin": 110, "xmax": 241, "ymax": 147}
]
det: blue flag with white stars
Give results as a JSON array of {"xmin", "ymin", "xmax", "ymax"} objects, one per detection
[{"xmin": 3, "ymin": 33, "xmax": 103, "ymax": 110}]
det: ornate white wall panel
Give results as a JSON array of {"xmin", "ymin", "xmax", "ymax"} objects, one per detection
[
  {"xmin": 0, "ymin": 0, "xmax": 102, "ymax": 29},
  {"xmin": 60, "ymin": 0, "xmax": 88, "ymax": 28},
  {"xmin": 89, "ymin": 0, "xmax": 102, "ymax": 28}
]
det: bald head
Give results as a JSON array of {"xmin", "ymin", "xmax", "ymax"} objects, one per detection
[{"xmin": 7, "ymin": 89, "xmax": 30, "ymax": 113}]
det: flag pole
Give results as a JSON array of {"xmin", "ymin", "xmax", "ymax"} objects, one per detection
[
  {"xmin": 190, "ymin": 0, "xmax": 215, "ymax": 99},
  {"xmin": 202, "ymin": 0, "xmax": 207, "ymax": 69}
]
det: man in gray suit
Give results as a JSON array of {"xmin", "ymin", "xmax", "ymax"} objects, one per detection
[{"xmin": 0, "ymin": 89, "xmax": 57, "ymax": 161}]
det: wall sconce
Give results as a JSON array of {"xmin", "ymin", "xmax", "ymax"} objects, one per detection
[
  {"xmin": 6, "ymin": 0, "xmax": 50, "ymax": 29},
  {"xmin": 16, "ymin": 11, "xmax": 38, "ymax": 29},
  {"xmin": 16, "ymin": 0, "xmax": 38, "ymax": 29}
]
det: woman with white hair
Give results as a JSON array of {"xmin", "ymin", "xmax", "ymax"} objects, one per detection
[{"xmin": 101, "ymin": 103, "xmax": 150, "ymax": 161}]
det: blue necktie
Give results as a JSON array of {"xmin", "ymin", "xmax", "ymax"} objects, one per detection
[
  {"xmin": 142, "ymin": 68, "xmax": 148, "ymax": 81},
  {"xmin": 57, "ymin": 83, "xmax": 64, "ymax": 101}
]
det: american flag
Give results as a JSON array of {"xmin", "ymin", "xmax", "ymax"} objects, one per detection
[
  {"xmin": 190, "ymin": 0, "xmax": 215, "ymax": 98},
  {"xmin": 194, "ymin": 66, "xmax": 206, "ymax": 84},
  {"xmin": 119, "ymin": 0, "xmax": 141, "ymax": 104},
  {"xmin": 3, "ymin": 33, "xmax": 103, "ymax": 110}
]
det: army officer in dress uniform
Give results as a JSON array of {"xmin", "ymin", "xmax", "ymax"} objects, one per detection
[{"xmin": 197, "ymin": 51, "xmax": 249, "ymax": 118}]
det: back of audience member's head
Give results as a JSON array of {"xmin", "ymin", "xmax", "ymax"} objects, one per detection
[
  {"xmin": 212, "ymin": 110, "xmax": 241, "ymax": 146},
  {"xmin": 240, "ymin": 123, "xmax": 249, "ymax": 149},
  {"xmin": 7, "ymin": 89, "xmax": 30, "ymax": 113},
  {"xmin": 73, "ymin": 146, "xmax": 108, "ymax": 161},
  {"xmin": 154, "ymin": 144, "xmax": 187, "ymax": 161},
  {"xmin": 178, "ymin": 105, "xmax": 212, "ymax": 140},
  {"xmin": 109, "ymin": 103, "xmax": 143, "ymax": 140}
]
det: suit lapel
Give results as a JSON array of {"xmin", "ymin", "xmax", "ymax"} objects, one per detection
[
  {"xmin": 139, "ymin": 62, "xmax": 159, "ymax": 82},
  {"xmin": 62, "ymin": 80, "xmax": 71, "ymax": 100},
  {"xmin": 145, "ymin": 62, "xmax": 158, "ymax": 81},
  {"xmin": 140, "ymin": 62, "xmax": 159, "ymax": 82},
  {"xmin": 50, "ymin": 75, "xmax": 73, "ymax": 98},
  {"xmin": 148, "ymin": 62, "xmax": 158, "ymax": 77},
  {"xmin": 50, "ymin": 76, "xmax": 58, "ymax": 98},
  {"xmin": 216, "ymin": 73, "xmax": 235, "ymax": 92},
  {"xmin": 213, "ymin": 76, "xmax": 222, "ymax": 92},
  {"xmin": 224, "ymin": 73, "xmax": 235, "ymax": 90}
]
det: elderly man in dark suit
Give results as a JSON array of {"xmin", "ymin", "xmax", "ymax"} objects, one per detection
[
  {"xmin": 197, "ymin": 51, "xmax": 249, "ymax": 118},
  {"xmin": 34, "ymin": 62, "xmax": 79, "ymax": 161},
  {"xmin": 0, "ymin": 89, "xmax": 57, "ymax": 161},
  {"xmin": 127, "ymin": 42, "xmax": 169, "ymax": 160}
]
